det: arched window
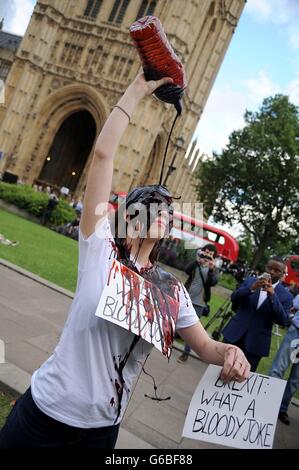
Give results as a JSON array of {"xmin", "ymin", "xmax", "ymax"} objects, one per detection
[
  {"xmin": 147, "ymin": 0, "xmax": 157, "ymax": 16},
  {"xmin": 208, "ymin": 1, "xmax": 215, "ymax": 16},
  {"xmin": 0, "ymin": 60, "xmax": 10, "ymax": 82},
  {"xmin": 210, "ymin": 18, "xmax": 217, "ymax": 32},
  {"xmin": 83, "ymin": 0, "xmax": 103, "ymax": 18},
  {"xmin": 108, "ymin": 0, "xmax": 130, "ymax": 24},
  {"xmin": 136, "ymin": 0, "xmax": 157, "ymax": 20},
  {"xmin": 84, "ymin": 0, "xmax": 94, "ymax": 16}
]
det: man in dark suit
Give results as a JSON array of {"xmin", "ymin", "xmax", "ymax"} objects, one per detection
[{"xmin": 222, "ymin": 256, "xmax": 293, "ymax": 371}]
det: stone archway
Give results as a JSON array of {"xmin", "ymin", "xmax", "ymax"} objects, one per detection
[
  {"xmin": 32, "ymin": 83, "xmax": 109, "ymax": 194},
  {"xmin": 38, "ymin": 110, "xmax": 96, "ymax": 191}
]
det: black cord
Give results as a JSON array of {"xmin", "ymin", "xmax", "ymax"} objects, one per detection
[
  {"xmin": 139, "ymin": 358, "xmax": 171, "ymax": 402},
  {"xmin": 159, "ymin": 111, "xmax": 180, "ymax": 186}
]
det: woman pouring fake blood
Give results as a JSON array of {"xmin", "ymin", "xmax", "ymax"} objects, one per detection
[{"xmin": 0, "ymin": 72, "xmax": 250, "ymax": 449}]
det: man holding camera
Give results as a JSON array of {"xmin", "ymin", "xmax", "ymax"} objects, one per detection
[
  {"xmin": 222, "ymin": 256, "xmax": 293, "ymax": 371},
  {"xmin": 177, "ymin": 244, "xmax": 219, "ymax": 363}
]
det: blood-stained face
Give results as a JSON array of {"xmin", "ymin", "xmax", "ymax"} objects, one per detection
[
  {"xmin": 122, "ymin": 187, "xmax": 174, "ymax": 241},
  {"xmin": 126, "ymin": 203, "xmax": 173, "ymax": 240},
  {"xmin": 148, "ymin": 209, "xmax": 169, "ymax": 239}
]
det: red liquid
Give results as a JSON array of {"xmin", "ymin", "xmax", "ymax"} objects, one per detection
[{"xmin": 130, "ymin": 16, "xmax": 187, "ymax": 114}]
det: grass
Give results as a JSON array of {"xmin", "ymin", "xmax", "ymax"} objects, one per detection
[
  {"xmin": 0, "ymin": 209, "xmax": 78, "ymax": 292},
  {"xmin": 1, "ymin": 209, "xmax": 298, "ymax": 400},
  {"xmin": 218, "ymin": 273, "xmax": 237, "ymax": 291},
  {"xmin": 0, "ymin": 386, "xmax": 18, "ymax": 429}
]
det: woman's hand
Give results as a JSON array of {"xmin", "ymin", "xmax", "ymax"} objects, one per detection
[
  {"xmin": 128, "ymin": 71, "xmax": 174, "ymax": 100},
  {"xmin": 220, "ymin": 345, "xmax": 251, "ymax": 383}
]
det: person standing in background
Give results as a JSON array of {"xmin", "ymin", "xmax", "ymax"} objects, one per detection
[
  {"xmin": 269, "ymin": 292, "xmax": 299, "ymax": 425},
  {"xmin": 178, "ymin": 244, "xmax": 219, "ymax": 363},
  {"xmin": 222, "ymin": 257, "xmax": 293, "ymax": 372}
]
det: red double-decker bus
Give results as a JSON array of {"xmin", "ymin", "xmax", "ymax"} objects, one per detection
[
  {"xmin": 171, "ymin": 211, "xmax": 239, "ymax": 263},
  {"xmin": 284, "ymin": 255, "xmax": 299, "ymax": 288}
]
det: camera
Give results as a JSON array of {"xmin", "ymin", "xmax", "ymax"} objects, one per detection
[
  {"xmin": 258, "ymin": 272, "xmax": 271, "ymax": 281},
  {"xmin": 197, "ymin": 251, "xmax": 213, "ymax": 261},
  {"xmin": 199, "ymin": 254, "xmax": 212, "ymax": 260}
]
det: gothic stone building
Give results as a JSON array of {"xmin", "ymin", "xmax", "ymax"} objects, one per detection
[{"xmin": 0, "ymin": 0, "xmax": 245, "ymax": 201}]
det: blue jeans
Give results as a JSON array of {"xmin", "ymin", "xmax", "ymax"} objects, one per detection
[
  {"xmin": 0, "ymin": 387, "xmax": 120, "ymax": 448},
  {"xmin": 183, "ymin": 304, "xmax": 204, "ymax": 355},
  {"xmin": 269, "ymin": 325, "xmax": 299, "ymax": 413}
]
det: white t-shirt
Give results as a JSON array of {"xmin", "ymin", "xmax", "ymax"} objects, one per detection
[{"xmin": 31, "ymin": 218, "xmax": 198, "ymax": 428}]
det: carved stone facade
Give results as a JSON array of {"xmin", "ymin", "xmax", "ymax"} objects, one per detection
[
  {"xmin": 0, "ymin": 0, "xmax": 245, "ymax": 201},
  {"xmin": 0, "ymin": 20, "xmax": 22, "ymax": 82}
]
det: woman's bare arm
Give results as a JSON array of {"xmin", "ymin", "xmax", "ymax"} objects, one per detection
[
  {"xmin": 80, "ymin": 73, "xmax": 173, "ymax": 238},
  {"xmin": 177, "ymin": 322, "xmax": 251, "ymax": 383}
]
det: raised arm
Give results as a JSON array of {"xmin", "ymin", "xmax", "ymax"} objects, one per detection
[{"xmin": 80, "ymin": 73, "xmax": 173, "ymax": 238}]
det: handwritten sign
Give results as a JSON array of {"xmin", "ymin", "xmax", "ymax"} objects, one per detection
[
  {"xmin": 183, "ymin": 365, "xmax": 286, "ymax": 449},
  {"xmin": 95, "ymin": 259, "xmax": 179, "ymax": 357}
]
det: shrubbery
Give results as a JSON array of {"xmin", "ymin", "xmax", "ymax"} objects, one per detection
[
  {"xmin": 0, "ymin": 182, "xmax": 76, "ymax": 225},
  {"xmin": 218, "ymin": 273, "xmax": 236, "ymax": 290}
]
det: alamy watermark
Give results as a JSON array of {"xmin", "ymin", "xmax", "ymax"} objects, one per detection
[
  {"xmin": 0, "ymin": 339, "xmax": 5, "ymax": 364},
  {"xmin": 0, "ymin": 79, "xmax": 5, "ymax": 104},
  {"xmin": 94, "ymin": 199, "xmax": 204, "ymax": 249}
]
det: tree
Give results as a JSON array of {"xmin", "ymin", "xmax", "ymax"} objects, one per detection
[
  {"xmin": 237, "ymin": 232, "xmax": 254, "ymax": 266},
  {"xmin": 195, "ymin": 95, "xmax": 299, "ymax": 268}
]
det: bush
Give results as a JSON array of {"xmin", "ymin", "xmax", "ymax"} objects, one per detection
[
  {"xmin": 0, "ymin": 182, "xmax": 76, "ymax": 225},
  {"xmin": 218, "ymin": 273, "xmax": 236, "ymax": 290},
  {"xmin": 159, "ymin": 243, "xmax": 197, "ymax": 271}
]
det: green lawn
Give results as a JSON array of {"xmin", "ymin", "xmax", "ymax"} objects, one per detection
[
  {"xmin": 1, "ymin": 208, "xmax": 298, "ymax": 400},
  {"xmin": 0, "ymin": 387, "xmax": 17, "ymax": 429},
  {"xmin": 0, "ymin": 209, "xmax": 78, "ymax": 292},
  {"xmin": 0, "ymin": 393, "xmax": 12, "ymax": 429}
]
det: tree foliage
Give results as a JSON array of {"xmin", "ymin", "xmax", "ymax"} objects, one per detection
[{"xmin": 195, "ymin": 95, "xmax": 299, "ymax": 267}]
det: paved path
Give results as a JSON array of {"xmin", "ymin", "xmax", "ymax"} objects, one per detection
[{"xmin": 1, "ymin": 260, "xmax": 299, "ymax": 449}]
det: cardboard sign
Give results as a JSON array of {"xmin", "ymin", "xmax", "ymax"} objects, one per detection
[
  {"xmin": 183, "ymin": 365, "xmax": 286, "ymax": 449},
  {"xmin": 95, "ymin": 259, "xmax": 179, "ymax": 357}
]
